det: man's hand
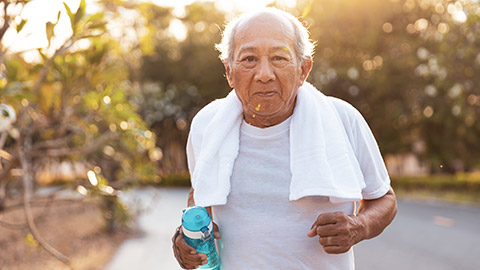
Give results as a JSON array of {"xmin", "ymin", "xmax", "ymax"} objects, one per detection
[
  {"xmin": 307, "ymin": 212, "xmax": 365, "ymax": 254},
  {"xmin": 307, "ymin": 188, "xmax": 397, "ymax": 254},
  {"xmin": 172, "ymin": 222, "xmax": 221, "ymax": 269}
]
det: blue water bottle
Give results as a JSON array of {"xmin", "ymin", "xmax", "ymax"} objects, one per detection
[{"xmin": 182, "ymin": 206, "xmax": 220, "ymax": 270}]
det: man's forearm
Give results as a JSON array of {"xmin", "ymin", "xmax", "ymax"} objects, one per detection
[
  {"xmin": 187, "ymin": 187, "xmax": 213, "ymax": 221},
  {"xmin": 188, "ymin": 187, "xmax": 195, "ymax": 206},
  {"xmin": 356, "ymin": 187, "xmax": 397, "ymax": 241}
]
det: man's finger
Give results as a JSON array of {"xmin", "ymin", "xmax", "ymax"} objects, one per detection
[
  {"xmin": 173, "ymin": 232, "xmax": 207, "ymax": 268},
  {"xmin": 183, "ymin": 255, "xmax": 206, "ymax": 267},
  {"xmin": 176, "ymin": 236, "xmax": 197, "ymax": 253},
  {"xmin": 323, "ymin": 245, "xmax": 351, "ymax": 254},
  {"xmin": 316, "ymin": 223, "xmax": 342, "ymax": 237},
  {"xmin": 319, "ymin": 235, "xmax": 349, "ymax": 246},
  {"xmin": 316, "ymin": 212, "xmax": 345, "ymax": 225},
  {"xmin": 181, "ymin": 252, "xmax": 207, "ymax": 267},
  {"xmin": 307, "ymin": 220, "xmax": 319, "ymax": 237},
  {"xmin": 319, "ymin": 236, "xmax": 338, "ymax": 247}
]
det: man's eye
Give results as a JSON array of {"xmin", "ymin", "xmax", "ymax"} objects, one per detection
[
  {"xmin": 242, "ymin": 56, "xmax": 256, "ymax": 62},
  {"xmin": 273, "ymin": 56, "xmax": 287, "ymax": 61}
]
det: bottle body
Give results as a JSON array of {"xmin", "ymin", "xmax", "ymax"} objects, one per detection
[
  {"xmin": 182, "ymin": 206, "xmax": 220, "ymax": 270},
  {"xmin": 184, "ymin": 236, "xmax": 220, "ymax": 270}
]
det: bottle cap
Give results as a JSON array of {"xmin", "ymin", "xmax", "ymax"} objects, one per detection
[{"xmin": 182, "ymin": 206, "xmax": 212, "ymax": 240}]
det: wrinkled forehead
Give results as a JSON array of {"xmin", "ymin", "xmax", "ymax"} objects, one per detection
[{"xmin": 235, "ymin": 12, "xmax": 296, "ymax": 45}]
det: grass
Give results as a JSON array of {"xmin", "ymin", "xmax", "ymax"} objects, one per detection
[
  {"xmin": 394, "ymin": 189, "xmax": 480, "ymax": 205},
  {"xmin": 391, "ymin": 173, "xmax": 480, "ymax": 205},
  {"xmin": 153, "ymin": 171, "xmax": 480, "ymax": 205}
]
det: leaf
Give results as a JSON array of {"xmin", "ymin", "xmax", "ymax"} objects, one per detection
[
  {"xmin": 56, "ymin": 10, "xmax": 61, "ymax": 25},
  {"xmin": 86, "ymin": 12, "xmax": 105, "ymax": 23},
  {"xmin": 16, "ymin": 19, "xmax": 27, "ymax": 33},
  {"xmin": 4, "ymin": 81, "xmax": 31, "ymax": 95},
  {"xmin": 78, "ymin": 33, "xmax": 103, "ymax": 40},
  {"xmin": 39, "ymin": 84, "xmax": 55, "ymax": 114},
  {"xmin": 86, "ymin": 12, "xmax": 107, "ymax": 31},
  {"xmin": 88, "ymin": 22, "xmax": 107, "ymax": 31},
  {"xmin": 63, "ymin": 2, "xmax": 74, "ymax": 29},
  {"xmin": 37, "ymin": 48, "xmax": 48, "ymax": 62},
  {"xmin": 74, "ymin": 0, "xmax": 86, "ymax": 26},
  {"xmin": 46, "ymin": 22, "xmax": 54, "ymax": 47},
  {"xmin": 25, "ymin": 234, "xmax": 39, "ymax": 248},
  {"xmin": 302, "ymin": 0, "xmax": 314, "ymax": 18}
]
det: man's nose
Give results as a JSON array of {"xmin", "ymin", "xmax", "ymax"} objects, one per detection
[{"xmin": 254, "ymin": 58, "xmax": 275, "ymax": 82}]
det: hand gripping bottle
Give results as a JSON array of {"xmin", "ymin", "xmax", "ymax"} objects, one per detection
[{"xmin": 182, "ymin": 206, "xmax": 220, "ymax": 270}]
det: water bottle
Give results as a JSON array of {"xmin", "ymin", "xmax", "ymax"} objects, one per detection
[{"xmin": 182, "ymin": 206, "xmax": 220, "ymax": 270}]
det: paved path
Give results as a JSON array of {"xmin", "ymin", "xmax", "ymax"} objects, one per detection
[
  {"xmin": 105, "ymin": 187, "xmax": 480, "ymax": 270},
  {"xmin": 104, "ymin": 188, "xmax": 186, "ymax": 270},
  {"xmin": 355, "ymin": 199, "xmax": 480, "ymax": 270}
]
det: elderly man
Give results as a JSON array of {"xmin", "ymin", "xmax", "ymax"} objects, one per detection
[{"xmin": 173, "ymin": 7, "xmax": 397, "ymax": 270}]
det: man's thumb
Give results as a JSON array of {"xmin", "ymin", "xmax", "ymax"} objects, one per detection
[{"xmin": 307, "ymin": 224, "xmax": 317, "ymax": 238}]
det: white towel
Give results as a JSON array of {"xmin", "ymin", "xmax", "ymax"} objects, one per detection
[{"xmin": 189, "ymin": 82, "xmax": 366, "ymax": 206}]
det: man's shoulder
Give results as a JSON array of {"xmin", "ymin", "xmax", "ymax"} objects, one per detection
[
  {"xmin": 190, "ymin": 98, "xmax": 224, "ymax": 133},
  {"xmin": 326, "ymin": 96, "xmax": 363, "ymax": 122}
]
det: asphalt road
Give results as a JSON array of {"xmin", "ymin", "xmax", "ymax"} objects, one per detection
[
  {"xmin": 105, "ymin": 187, "xmax": 480, "ymax": 270},
  {"xmin": 355, "ymin": 199, "xmax": 480, "ymax": 270}
]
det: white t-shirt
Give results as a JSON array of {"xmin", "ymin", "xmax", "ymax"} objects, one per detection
[{"xmin": 190, "ymin": 97, "xmax": 391, "ymax": 269}]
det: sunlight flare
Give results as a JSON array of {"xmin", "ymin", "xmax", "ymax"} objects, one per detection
[{"xmin": 87, "ymin": 170, "xmax": 98, "ymax": 186}]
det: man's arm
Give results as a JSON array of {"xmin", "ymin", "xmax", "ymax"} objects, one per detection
[
  {"xmin": 307, "ymin": 187, "xmax": 397, "ymax": 254},
  {"xmin": 188, "ymin": 187, "xmax": 195, "ymax": 206},
  {"xmin": 187, "ymin": 187, "xmax": 215, "ymax": 220},
  {"xmin": 356, "ymin": 187, "xmax": 397, "ymax": 240}
]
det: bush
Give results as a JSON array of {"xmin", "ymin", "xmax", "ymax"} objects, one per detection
[
  {"xmin": 155, "ymin": 172, "xmax": 480, "ymax": 191},
  {"xmin": 391, "ymin": 173, "xmax": 480, "ymax": 198},
  {"xmin": 158, "ymin": 172, "xmax": 191, "ymax": 187}
]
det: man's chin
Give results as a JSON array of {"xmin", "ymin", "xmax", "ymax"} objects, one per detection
[{"xmin": 248, "ymin": 107, "xmax": 282, "ymax": 117}]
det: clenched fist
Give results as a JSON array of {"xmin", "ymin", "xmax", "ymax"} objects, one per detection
[{"xmin": 307, "ymin": 212, "xmax": 366, "ymax": 254}]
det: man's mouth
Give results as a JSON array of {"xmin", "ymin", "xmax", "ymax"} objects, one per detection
[{"xmin": 255, "ymin": 91, "xmax": 277, "ymax": 97}]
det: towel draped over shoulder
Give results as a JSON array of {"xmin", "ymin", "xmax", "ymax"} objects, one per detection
[{"xmin": 187, "ymin": 82, "xmax": 369, "ymax": 207}]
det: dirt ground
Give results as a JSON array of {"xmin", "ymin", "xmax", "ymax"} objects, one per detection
[{"xmin": 0, "ymin": 198, "xmax": 131, "ymax": 270}]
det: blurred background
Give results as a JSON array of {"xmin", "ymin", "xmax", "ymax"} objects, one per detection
[{"xmin": 0, "ymin": 0, "xmax": 479, "ymax": 269}]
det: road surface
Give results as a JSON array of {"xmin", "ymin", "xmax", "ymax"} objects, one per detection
[{"xmin": 104, "ymin": 187, "xmax": 480, "ymax": 270}]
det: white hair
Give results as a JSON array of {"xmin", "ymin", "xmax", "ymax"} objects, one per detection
[{"xmin": 215, "ymin": 7, "xmax": 315, "ymax": 65}]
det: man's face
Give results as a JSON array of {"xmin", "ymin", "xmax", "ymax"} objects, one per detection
[{"xmin": 225, "ymin": 14, "xmax": 311, "ymax": 127}]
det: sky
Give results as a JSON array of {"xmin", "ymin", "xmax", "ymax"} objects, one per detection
[
  {"xmin": 3, "ymin": 0, "xmax": 297, "ymax": 62},
  {"xmin": 4, "ymin": 0, "xmax": 102, "ymax": 60}
]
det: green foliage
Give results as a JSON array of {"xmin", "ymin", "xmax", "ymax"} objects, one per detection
[
  {"xmin": 16, "ymin": 19, "xmax": 27, "ymax": 33},
  {"xmin": 158, "ymin": 172, "xmax": 191, "ymax": 187},
  {"xmin": 125, "ymin": 2, "xmax": 230, "ymax": 173},
  {"xmin": 3, "ymin": 0, "xmax": 479, "ymax": 200},
  {"xmin": 292, "ymin": 0, "xmax": 480, "ymax": 172},
  {"xmin": 392, "ymin": 173, "xmax": 480, "ymax": 192},
  {"xmin": 124, "ymin": 0, "xmax": 480, "ymax": 174},
  {"xmin": 63, "ymin": 2, "xmax": 74, "ymax": 28},
  {"xmin": 391, "ymin": 172, "xmax": 480, "ymax": 203},
  {"xmin": 0, "ymin": 0, "xmax": 159, "ymax": 230}
]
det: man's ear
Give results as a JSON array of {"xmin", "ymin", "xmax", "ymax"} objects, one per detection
[
  {"xmin": 224, "ymin": 62, "xmax": 234, "ymax": 88},
  {"xmin": 299, "ymin": 57, "xmax": 313, "ymax": 86}
]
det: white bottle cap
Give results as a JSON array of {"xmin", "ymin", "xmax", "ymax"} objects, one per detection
[{"xmin": 182, "ymin": 221, "xmax": 213, "ymax": 240}]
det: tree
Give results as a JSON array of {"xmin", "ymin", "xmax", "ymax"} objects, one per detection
[
  {"xmin": 132, "ymin": 2, "xmax": 229, "ymax": 174},
  {"xmin": 0, "ymin": 0, "xmax": 159, "ymax": 265},
  {"xmin": 124, "ymin": 0, "xmax": 480, "ymax": 175},
  {"xmin": 296, "ymin": 0, "xmax": 480, "ymax": 173}
]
